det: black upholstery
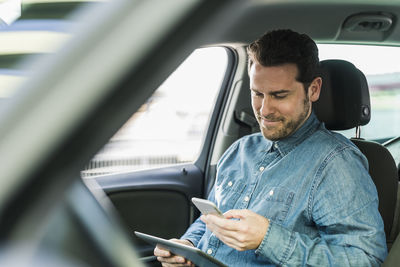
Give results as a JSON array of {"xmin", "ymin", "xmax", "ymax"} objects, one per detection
[
  {"xmin": 314, "ymin": 59, "xmax": 398, "ymax": 238},
  {"xmin": 314, "ymin": 60, "xmax": 371, "ymax": 130},
  {"xmin": 351, "ymin": 139, "xmax": 398, "ymax": 237}
]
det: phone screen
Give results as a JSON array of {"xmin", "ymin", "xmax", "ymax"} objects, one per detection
[{"xmin": 192, "ymin": 198, "xmax": 223, "ymax": 216}]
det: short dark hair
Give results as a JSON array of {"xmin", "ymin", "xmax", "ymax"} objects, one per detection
[{"xmin": 247, "ymin": 29, "xmax": 319, "ymax": 91}]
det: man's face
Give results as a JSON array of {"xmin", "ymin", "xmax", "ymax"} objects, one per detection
[{"xmin": 249, "ymin": 62, "xmax": 318, "ymax": 141}]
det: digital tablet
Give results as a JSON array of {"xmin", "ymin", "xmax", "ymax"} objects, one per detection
[{"xmin": 134, "ymin": 231, "xmax": 227, "ymax": 267}]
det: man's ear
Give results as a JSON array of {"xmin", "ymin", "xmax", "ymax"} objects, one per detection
[{"xmin": 308, "ymin": 77, "xmax": 322, "ymax": 102}]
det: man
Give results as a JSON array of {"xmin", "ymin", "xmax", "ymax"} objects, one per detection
[{"xmin": 154, "ymin": 29, "xmax": 387, "ymax": 266}]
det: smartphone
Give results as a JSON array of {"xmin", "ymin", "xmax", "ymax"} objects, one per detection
[{"xmin": 191, "ymin": 197, "xmax": 223, "ymax": 217}]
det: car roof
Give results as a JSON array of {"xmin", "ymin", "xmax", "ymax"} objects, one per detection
[{"xmin": 198, "ymin": 0, "xmax": 400, "ymax": 46}]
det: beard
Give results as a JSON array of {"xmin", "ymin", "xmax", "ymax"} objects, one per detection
[{"xmin": 256, "ymin": 97, "xmax": 311, "ymax": 141}]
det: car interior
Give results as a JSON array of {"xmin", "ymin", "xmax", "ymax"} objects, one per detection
[
  {"xmin": 0, "ymin": 0, "xmax": 400, "ymax": 266},
  {"xmin": 314, "ymin": 59, "xmax": 398, "ymax": 247}
]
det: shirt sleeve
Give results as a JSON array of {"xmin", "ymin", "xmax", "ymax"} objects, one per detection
[
  {"xmin": 180, "ymin": 186, "xmax": 221, "ymax": 246},
  {"xmin": 180, "ymin": 139, "xmax": 242, "ymax": 245},
  {"xmin": 256, "ymin": 146, "xmax": 388, "ymax": 266},
  {"xmin": 180, "ymin": 216, "xmax": 206, "ymax": 247}
]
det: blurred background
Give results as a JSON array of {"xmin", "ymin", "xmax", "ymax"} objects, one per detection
[{"xmin": 1, "ymin": 0, "xmax": 399, "ymax": 178}]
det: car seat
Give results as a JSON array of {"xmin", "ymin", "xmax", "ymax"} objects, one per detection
[{"xmin": 313, "ymin": 59, "xmax": 398, "ymax": 246}]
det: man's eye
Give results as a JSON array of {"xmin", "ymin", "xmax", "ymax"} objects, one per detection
[
  {"xmin": 273, "ymin": 94, "xmax": 287, "ymax": 99},
  {"xmin": 252, "ymin": 91, "xmax": 263, "ymax": 97}
]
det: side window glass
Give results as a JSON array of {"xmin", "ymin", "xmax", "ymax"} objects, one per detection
[
  {"xmin": 318, "ymin": 44, "xmax": 400, "ymax": 143},
  {"xmin": 82, "ymin": 47, "xmax": 229, "ymax": 177}
]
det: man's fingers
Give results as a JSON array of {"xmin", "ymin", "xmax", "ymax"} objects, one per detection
[
  {"xmin": 161, "ymin": 261, "xmax": 194, "ymax": 267},
  {"xmin": 154, "ymin": 239, "xmax": 195, "ymax": 266},
  {"xmin": 161, "ymin": 263, "xmax": 195, "ymax": 267},
  {"xmin": 202, "ymin": 213, "xmax": 247, "ymax": 242},
  {"xmin": 202, "ymin": 214, "xmax": 240, "ymax": 231},
  {"xmin": 224, "ymin": 209, "xmax": 248, "ymax": 219},
  {"xmin": 209, "ymin": 221, "xmax": 249, "ymax": 245},
  {"xmin": 157, "ymin": 255, "xmax": 186, "ymax": 264},
  {"xmin": 202, "ymin": 210, "xmax": 269, "ymax": 251},
  {"xmin": 159, "ymin": 256, "xmax": 195, "ymax": 267},
  {"xmin": 207, "ymin": 220, "xmax": 239, "ymax": 239},
  {"xmin": 211, "ymin": 231, "xmax": 246, "ymax": 251},
  {"xmin": 157, "ymin": 254, "xmax": 195, "ymax": 267},
  {"xmin": 204, "ymin": 215, "xmax": 253, "ymax": 243},
  {"xmin": 154, "ymin": 245, "xmax": 171, "ymax": 257}
]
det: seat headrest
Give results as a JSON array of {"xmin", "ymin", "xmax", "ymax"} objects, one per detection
[{"xmin": 313, "ymin": 59, "xmax": 371, "ymax": 130}]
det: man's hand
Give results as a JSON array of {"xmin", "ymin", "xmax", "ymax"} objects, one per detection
[
  {"xmin": 201, "ymin": 209, "xmax": 269, "ymax": 251},
  {"xmin": 154, "ymin": 239, "xmax": 195, "ymax": 267}
]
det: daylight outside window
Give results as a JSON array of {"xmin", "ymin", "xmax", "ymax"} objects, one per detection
[
  {"xmin": 82, "ymin": 44, "xmax": 400, "ymax": 177},
  {"xmin": 318, "ymin": 44, "xmax": 400, "ymax": 142},
  {"xmin": 81, "ymin": 47, "xmax": 229, "ymax": 177}
]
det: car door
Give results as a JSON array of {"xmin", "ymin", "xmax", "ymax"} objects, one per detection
[{"xmin": 82, "ymin": 44, "xmax": 249, "ymax": 265}]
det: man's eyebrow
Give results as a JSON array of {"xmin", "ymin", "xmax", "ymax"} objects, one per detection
[
  {"xmin": 269, "ymin": 89, "xmax": 290, "ymax": 96},
  {"xmin": 250, "ymin": 88, "xmax": 291, "ymax": 95}
]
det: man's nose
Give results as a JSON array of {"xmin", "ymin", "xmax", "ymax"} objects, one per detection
[{"xmin": 260, "ymin": 97, "xmax": 274, "ymax": 116}]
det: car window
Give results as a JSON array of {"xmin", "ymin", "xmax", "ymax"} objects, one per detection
[
  {"xmin": 318, "ymin": 44, "xmax": 400, "ymax": 143},
  {"xmin": 81, "ymin": 47, "xmax": 229, "ymax": 177}
]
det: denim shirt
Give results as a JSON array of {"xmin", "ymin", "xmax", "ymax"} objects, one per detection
[{"xmin": 181, "ymin": 112, "xmax": 387, "ymax": 266}]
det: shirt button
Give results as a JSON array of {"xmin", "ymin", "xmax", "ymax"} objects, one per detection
[
  {"xmin": 259, "ymin": 166, "xmax": 265, "ymax": 172},
  {"xmin": 228, "ymin": 181, "xmax": 233, "ymax": 187},
  {"xmin": 274, "ymin": 143, "xmax": 278, "ymax": 149},
  {"xmin": 207, "ymin": 249, "xmax": 213, "ymax": 254},
  {"xmin": 244, "ymin": 196, "xmax": 250, "ymax": 202},
  {"xmin": 269, "ymin": 190, "xmax": 274, "ymax": 196}
]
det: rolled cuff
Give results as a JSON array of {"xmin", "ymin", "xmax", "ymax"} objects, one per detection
[
  {"xmin": 180, "ymin": 232, "xmax": 201, "ymax": 247},
  {"xmin": 256, "ymin": 221, "xmax": 294, "ymax": 265}
]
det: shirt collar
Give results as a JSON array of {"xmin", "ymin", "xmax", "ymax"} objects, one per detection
[{"xmin": 271, "ymin": 111, "xmax": 320, "ymax": 156}]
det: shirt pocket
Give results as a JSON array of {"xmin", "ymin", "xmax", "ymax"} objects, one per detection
[
  {"xmin": 257, "ymin": 186, "xmax": 295, "ymax": 224},
  {"xmin": 215, "ymin": 177, "xmax": 246, "ymax": 212}
]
